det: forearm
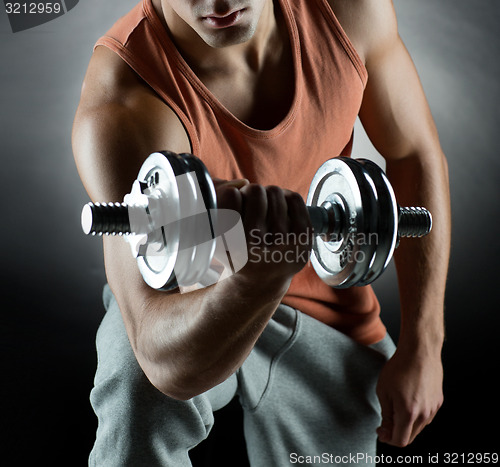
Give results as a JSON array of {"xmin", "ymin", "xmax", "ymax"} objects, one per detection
[
  {"xmin": 136, "ymin": 272, "xmax": 290, "ymax": 400},
  {"xmin": 104, "ymin": 179, "xmax": 310, "ymax": 401},
  {"xmin": 386, "ymin": 150, "xmax": 450, "ymax": 352}
]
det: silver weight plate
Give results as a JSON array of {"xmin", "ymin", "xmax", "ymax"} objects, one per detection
[
  {"xmin": 343, "ymin": 158, "xmax": 379, "ymax": 286},
  {"xmin": 307, "ymin": 157, "xmax": 378, "ymax": 288},
  {"xmin": 136, "ymin": 152, "xmax": 181, "ymax": 290},
  {"xmin": 175, "ymin": 153, "xmax": 217, "ymax": 287},
  {"xmin": 136, "ymin": 152, "xmax": 217, "ymax": 290},
  {"xmin": 356, "ymin": 159, "xmax": 398, "ymax": 286},
  {"xmin": 168, "ymin": 153, "xmax": 217, "ymax": 288}
]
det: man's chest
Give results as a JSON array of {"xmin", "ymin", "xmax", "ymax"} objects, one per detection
[{"xmin": 197, "ymin": 54, "xmax": 295, "ymax": 131}]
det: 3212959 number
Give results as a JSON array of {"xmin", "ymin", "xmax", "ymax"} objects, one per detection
[
  {"xmin": 444, "ymin": 453, "xmax": 498, "ymax": 464},
  {"xmin": 5, "ymin": 2, "xmax": 62, "ymax": 14}
]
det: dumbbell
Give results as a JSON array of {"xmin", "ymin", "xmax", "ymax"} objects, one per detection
[{"xmin": 81, "ymin": 151, "xmax": 432, "ymax": 289}]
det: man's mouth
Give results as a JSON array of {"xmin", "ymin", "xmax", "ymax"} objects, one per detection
[{"xmin": 202, "ymin": 8, "xmax": 246, "ymax": 29}]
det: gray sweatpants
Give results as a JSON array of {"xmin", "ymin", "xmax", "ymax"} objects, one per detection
[{"xmin": 89, "ymin": 286, "xmax": 395, "ymax": 466}]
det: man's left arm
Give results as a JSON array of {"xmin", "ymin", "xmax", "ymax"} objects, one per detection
[{"xmin": 355, "ymin": 0, "xmax": 451, "ymax": 447}]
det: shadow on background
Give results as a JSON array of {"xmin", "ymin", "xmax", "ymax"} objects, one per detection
[{"xmin": 1, "ymin": 0, "xmax": 499, "ymax": 464}]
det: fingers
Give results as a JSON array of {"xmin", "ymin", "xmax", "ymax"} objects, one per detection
[
  {"xmin": 286, "ymin": 190, "xmax": 313, "ymax": 243},
  {"xmin": 377, "ymin": 394, "xmax": 394, "ymax": 445},
  {"xmin": 238, "ymin": 184, "xmax": 309, "ymax": 237},
  {"xmin": 408, "ymin": 400, "xmax": 442, "ymax": 444},
  {"xmin": 216, "ymin": 183, "xmax": 311, "ymax": 279},
  {"xmin": 376, "ymin": 348, "xmax": 444, "ymax": 448},
  {"xmin": 265, "ymin": 185, "xmax": 289, "ymax": 234},
  {"xmin": 391, "ymin": 400, "xmax": 416, "ymax": 447},
  {"xmin": 215, "ymin": 180, "xmax": 310, "ymax": 239},
  {"xmin": 240, "ymin": 184, "xmax": 268, "ymax": 234},
  {"xmin": 408, "ymin": 416, "xmax": 429, "ymax": 445},
  {"xmin": 379, "ymin": 399, "xmax": 442, "ymax": 447},
  {"xmin": 217, "ymin": 185, "xmax": 242, "ymax": 211}
]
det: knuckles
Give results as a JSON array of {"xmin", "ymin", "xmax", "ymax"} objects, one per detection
[
  {"xmin": 240, "ymin": 183, "xmax": 267, "ymax": 200},
  {"xmin": 222, "ymin": 182, "xmax": 309, "ymax": 236},
  {"xmin": 286, "ymin": 190, "xmax": 306, "ymax": 205},
  {"xmin": 265, "ymin": 184, "xmax": 285, "ymax": 198},
  {"xmin": 216, "ymin": 185, "xmax": 242, "ymax": 210}
]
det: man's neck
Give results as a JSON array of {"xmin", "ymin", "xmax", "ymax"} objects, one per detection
[{"xmin": 153, "ymin": 0, "xmax": 282, "ymax": 75}]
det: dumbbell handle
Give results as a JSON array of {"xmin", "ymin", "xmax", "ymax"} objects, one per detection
[
  {"xmin": 81, "ymin": 202, "xmax": 131, "ymax": 236},
  {"xmin": 308, "ymin": 205, "xmax": 432, "ymax": 238},
  {"xmin": 82, "ymin": 202, "xmax": 432, "ymax": 238}
]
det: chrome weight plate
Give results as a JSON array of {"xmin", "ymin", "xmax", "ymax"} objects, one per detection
[
  {"xmin": 357, "ymin": 159, "xmax": 398, "ymax": 286},
  {"xmin": 134, "ymin": 152, "xmax": 217, "ymax": 290},
  {"xmin": 171, "ymin": 153, "xmax": 217, "ymax": 287},
  {"xmin": 340, "ymin": 158, "xmax": 379, "ymax": 287},
  {"xmin": 306, "ymin": 157, "xmax": 378, "ymax": 288},
  {"xmin": 135, "ymin": 152, "xmax": 182, "ymax": 290}
]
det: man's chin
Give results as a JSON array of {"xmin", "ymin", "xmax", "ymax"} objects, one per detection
[{"xmin": 199, "ymin": 25, "xmax": 257, "ymax": 49}]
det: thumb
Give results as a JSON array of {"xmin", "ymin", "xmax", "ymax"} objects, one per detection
[{"xmin": 213, "ymin": 177, "xmax": 250, "ymax": 189}]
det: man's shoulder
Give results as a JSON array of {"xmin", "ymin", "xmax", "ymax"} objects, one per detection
[
  {"xmin": 325, "ymin": 0, "xmax": 395, "ymax": 19},
  {"xmin": 73, "ymin": 46, "xmax": 191, "ymax": 201},
  {"xmin": 77, "ymin": 46, "xmax": 187, "ymax": 145},
  {"xmin": 79, "ymin": 46, "xmax": 147, "ymax": 110},
  {"xmin": 324, "ymin": 0, "xmax": 398, "ymax": 64}
]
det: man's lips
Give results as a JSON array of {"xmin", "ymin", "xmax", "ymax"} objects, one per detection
[{"xmin": 202, "ymin": 9, "xmax": 245, "ymax": 29}]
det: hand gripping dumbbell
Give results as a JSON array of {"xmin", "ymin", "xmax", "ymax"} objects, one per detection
[{"xmin": 81, "ymin": 151, "xmax": 432, "ymax": 290}]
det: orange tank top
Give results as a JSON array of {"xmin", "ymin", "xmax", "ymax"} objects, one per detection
[{"xmin": 95, "ymin": 0, "xmax": 386, "ymax": 345}]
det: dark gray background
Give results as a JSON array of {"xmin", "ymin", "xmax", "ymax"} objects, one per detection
[{"xmin": 1, "ymin": 0, "xmax": 498, "ymax": 464}]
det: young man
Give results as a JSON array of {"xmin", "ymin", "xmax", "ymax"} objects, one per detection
[{"xmin": 73, "ymin": 0, "xmax": 450, "ymax": 465}]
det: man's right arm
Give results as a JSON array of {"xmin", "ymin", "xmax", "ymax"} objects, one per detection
[{"xmin": 73, "ymin": 46, "xmax": 310, "ymax": 400}]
